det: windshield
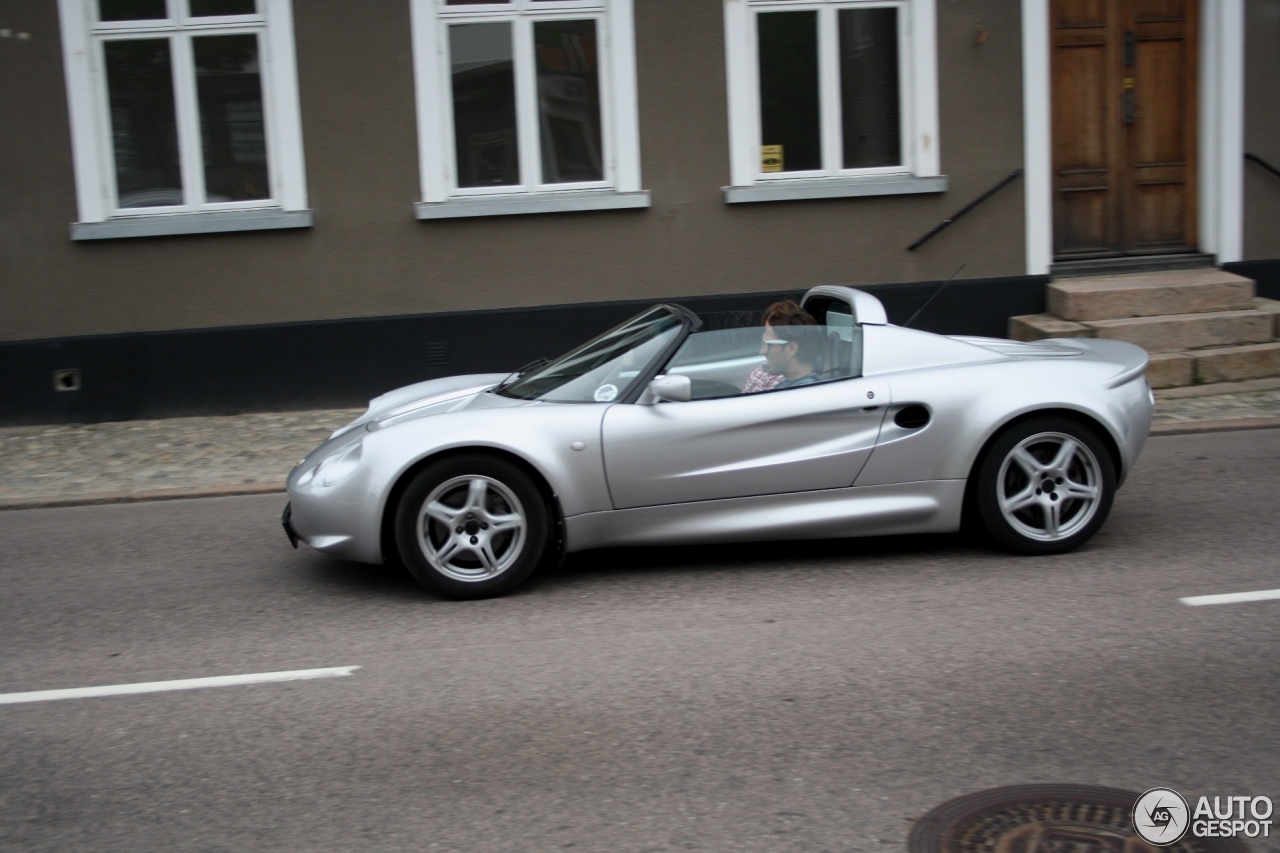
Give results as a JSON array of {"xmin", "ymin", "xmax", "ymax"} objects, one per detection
[{"xmin": 496, "ymin": 306, "xmax": 686, "ymax": 402}]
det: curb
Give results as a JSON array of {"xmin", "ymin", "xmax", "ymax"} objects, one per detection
[
  {"xmin": 0, "ymin": 482, "xmax": 285, "ymax": 512},
  {"xmin": 2, "ymin": 418, "xmax": 1278, "ymax": 511},
  {"xmin": 1148, "ymin": 417, "xmax": 1280, "ymax": 436},
  {"xmin": 1155, "ymin": 376, "xmax": 1280, "ymax": 400}
]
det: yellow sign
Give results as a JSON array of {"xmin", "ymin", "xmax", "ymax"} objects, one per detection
[{"xmin": 761, "ymin": 145, "xmax": 783, "ymax": 173}]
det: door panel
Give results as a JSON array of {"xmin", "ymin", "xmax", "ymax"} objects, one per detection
[
  {"xmin": 1051, "ymin": 1, "xmax": 1119, "ymax": 256},
  {"xmin": 1054, "ymin": 0, "xmax": 1105, "ymax": 27},
  {"xmin": 1050, "ymin": 0, "xmax": 1196, "ymax": 258},
  {"xmin": 602, "ymin": 378, "xmax": 890, "ymax": 509}
]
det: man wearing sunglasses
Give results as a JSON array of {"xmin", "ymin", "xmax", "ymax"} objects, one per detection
[
  {"xmin": 743, "ymin": 300, "xmax": 822, "ymax": 393},
  {"xmin": 759, "ymin": 322, "xmax": 825, "ymax": 389}
]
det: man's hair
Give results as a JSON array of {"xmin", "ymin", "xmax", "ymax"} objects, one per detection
[
  {"xmin": 774, "ymin": 323, "xmax": 825, "ymax": 368},
  {"xmin": 762, "ymin": 300, "xmax": 816, "ymax": 328}
]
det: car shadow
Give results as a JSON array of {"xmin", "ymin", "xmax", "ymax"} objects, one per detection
[
  {"xmin": 286, "ymin": 530, "xmax": 1007, "ymax": 601},
  {"xmin": 290, "ymin": 548, "xmax": 428, "ymax": 600},
  {"xmin": 551, "ymin": 530, "xmax": 988, "ymax": 579}
]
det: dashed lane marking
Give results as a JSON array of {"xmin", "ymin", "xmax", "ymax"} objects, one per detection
[
  {"xmin": 1179, "ymin": 588, "xmax": 1280, "ymax": 606},
  {"xmin": 0, "ymin": 666, "xmax": 360, "ymax": 706}
]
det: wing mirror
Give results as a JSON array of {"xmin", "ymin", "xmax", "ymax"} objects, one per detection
[{"xmin": 639, "ymin": 374, "xmax": 692, "ymax": 405}]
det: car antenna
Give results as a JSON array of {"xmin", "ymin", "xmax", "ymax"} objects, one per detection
[{"xmin": 903, "ymin": 263, "xmax": 965, "ymax": 329}]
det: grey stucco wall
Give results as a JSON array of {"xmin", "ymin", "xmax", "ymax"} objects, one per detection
[
  {"xmin": 1244, "ymin": 0, "xmax": 1280, "ymax": 261},
  {"xmin": 0, "ymin": 0, "xmax": 1026, "ymax": 343}
]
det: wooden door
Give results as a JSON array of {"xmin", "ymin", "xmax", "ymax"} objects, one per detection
[{"xmin": 1050, "ymin": 0, "xmax": 1198, "ymax": 259}]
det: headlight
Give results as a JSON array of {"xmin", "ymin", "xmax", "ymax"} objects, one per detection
[
  {"xmin": 319, "ymin": 438, "xmax": 363, "ymax": 486},
  {"xmin": 300, "ymin": 436, "xmax": 364, "ymax": 488}
]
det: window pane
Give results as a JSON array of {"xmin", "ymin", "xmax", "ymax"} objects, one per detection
[
  {"xmin": 189, "ymin": 0, "xmax": 256, "ymax": 15},
  {"xmin": 103, "ymin": 39, "xmax": 183, "ymax": 208},
  {"xmin": 839, "ymin": 8, "xmax": 901, "ymax": 169},
  {"xmin": 194, "ymin": 34, "xmax": 270, "ymax": 202},
  {"xmin": 99, "ymin": 0, "xmax": 168, "ymax": 21},
  {"xmin": 535, "ymin": 19, "xmax": 603, "ymax": 184},
  {"xmin": 757, "ymin": 11, "xmax": 820, "ymax": 173},
  {"xmin": 664, "ymin": 323, "xmax": 860, "ymax": 399},
  {"xmin": 450, "ymin": 23, "xmax": 519, "ymax": 188}
]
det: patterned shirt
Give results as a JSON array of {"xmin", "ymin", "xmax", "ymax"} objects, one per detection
[{"xmin": 742, "ymin": 366, "xmax": 784, "ymax": 393}]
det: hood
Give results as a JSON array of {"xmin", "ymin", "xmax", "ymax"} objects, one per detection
[{"xmin": 329, "ymin": 373, "xmax": 508, "ymax": 439}]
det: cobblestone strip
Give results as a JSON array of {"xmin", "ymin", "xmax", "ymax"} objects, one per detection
[
  {"xmin": 0, "ymin": 409, "xmax": 362, "ymax": 507},
  {"xmin": 1152, "ymin": 388, "xmax": 1280, "ymax": 423},
  {"xmin": 1, "ymin": 390, "xmax": 1278, "ymax": 509}
]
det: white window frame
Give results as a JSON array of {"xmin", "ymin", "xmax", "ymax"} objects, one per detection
[
  {"xmin": 59, "ymin": 0, "xmax": 310, "ymax": 240},
  {"xmin": 411, "ymin": 0, "xmax": 648, "ymax": 219},
  {"xmin": 722, "ymin": 0, "xmax": 944, "ymax": 203}
]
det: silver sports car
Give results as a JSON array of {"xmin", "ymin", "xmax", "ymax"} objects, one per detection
[{"xmin": 283, "ymin": 286, "xmax": 1153, "ymax": 599}]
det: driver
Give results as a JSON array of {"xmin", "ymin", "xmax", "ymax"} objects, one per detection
[
  {"xmin": 762, "ymin": 322, "xmax": 825, "ymax": 389},
  {"xmin": 743, "ymin": 301, "xmax": 819, "ymax": 393}
]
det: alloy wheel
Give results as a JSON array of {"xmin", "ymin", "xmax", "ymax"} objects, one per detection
[
  {"xmin": 996, "ymin": 431, "xmax": 1103, "ymax": 543},
  {"xmin": 416, "ymin": 475, "xmax": 528, "ymax": 582}
]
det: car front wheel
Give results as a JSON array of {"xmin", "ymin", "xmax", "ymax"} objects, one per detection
[
  {"xmin": 975, "ymin": 417, "xmax": 1116, "ymax": 555},
  {"xmin": 395, "ymin": 455, "xmax": 548, "ymax": 599}
]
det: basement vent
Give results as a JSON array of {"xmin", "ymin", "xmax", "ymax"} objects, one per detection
[
  {"xmin": 53, "ymin": 369, "xmax": 82, "ymax": 392},
  {"xmin": 426, "ymin": 342, "xmax": 448, "ymax": 366}
]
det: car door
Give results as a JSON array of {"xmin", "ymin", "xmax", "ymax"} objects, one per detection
[{"xmin": 601, "ymin": 375, "xmax": 891, "ymax": 509}]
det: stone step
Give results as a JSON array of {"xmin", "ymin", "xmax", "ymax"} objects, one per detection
[
  {"xmin": 1085, "ymin": 308, "xmax": 1274, "ymax": 353},
  {"xmin": 1193, "ymin": 341, "xmax": 1280, "ymax": 384},
  {"xmin": 1008, "ymin": 314, "xmax": 1093, "ymax": 341},
  {"xmin": 1256, "ymin": 297, "xmax": 1280, "ymax": 337},
  {"xmin": 1145, "ymin": 353, "xmax": 1195, "ymax": 389},
  {"xmin": 1048, "ymin": 269, "xmax": 1256, "ymax": 321},
  {"xmin": 1009, "ymin": 307, "xmax": 1275, "ymax": 351},
  {"xmin": 1146, "ymin": 343, "xmax": 1280, "ymax": 388}
]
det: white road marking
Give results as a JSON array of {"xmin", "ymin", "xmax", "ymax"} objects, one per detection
[
  {"xmin": 0, "ymin": 666, "xmax": 360, "ymax": 706},
  {"xmin": 1179, "ymin": 588, "xmax": 1280, "ymax": 607}
]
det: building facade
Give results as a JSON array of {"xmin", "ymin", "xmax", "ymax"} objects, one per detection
[{"xmin": 1, "ymin": 0, "xmax": 1277, "ymax": 424}]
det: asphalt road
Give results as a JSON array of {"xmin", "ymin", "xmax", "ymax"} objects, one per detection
[{"xmin": 2, "ymin": 430, "xmax": 1278, "ymax": 853}]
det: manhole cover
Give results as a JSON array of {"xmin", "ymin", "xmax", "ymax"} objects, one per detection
[{"xmin": 908, "ymin": 784, "xmax": 1251, "ymax": 853}]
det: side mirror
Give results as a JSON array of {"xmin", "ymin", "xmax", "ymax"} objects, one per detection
[{"xmin": 638, "ymin": 374, "xmax": 692, "ymax": 405}]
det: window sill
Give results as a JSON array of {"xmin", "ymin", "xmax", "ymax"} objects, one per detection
[
  {"xmin": 70, "ymin": 208, "xmax": 313, "ymax": 241},
  {"xmin": 723, "ymin": 174, "xmax": 948, "ymax": 204},
  {"xmin": 415, "ymin": 190, "xmax": 651, "ymax": 220}
]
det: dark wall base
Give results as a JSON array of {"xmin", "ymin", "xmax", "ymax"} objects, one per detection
[
  {"xmin": 1225, "ymin": 259, "xmax": 1280, "ymax": 301},
  {"xmin": 0, "ymin": 275, "xmax": 1046, "ymax": 426}
]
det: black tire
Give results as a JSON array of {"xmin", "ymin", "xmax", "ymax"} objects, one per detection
[
  {"xmin": 395, "ymin": 454, "xmax": 549, "ymax": 599},
  {"xmin": 975, "ymin": 416, "xmax": 1116, "ymax": 555}
]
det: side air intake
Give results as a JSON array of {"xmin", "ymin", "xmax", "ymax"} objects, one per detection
[{"xmin": 894, "ymin": 405, "xmax": 931, "ymax": 430}]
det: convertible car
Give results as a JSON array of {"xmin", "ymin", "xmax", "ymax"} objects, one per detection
[{"xmin": 283, "ymin": 286, "xmax": 1153, "ymax": 599}]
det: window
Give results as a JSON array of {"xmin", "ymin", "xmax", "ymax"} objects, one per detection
[
  {"xmin": 663, "ymin": 321, "xmax": 861, "ymax": 400},
  {"xmin": 410, "ymin": 0, "xmax": 647, "ymax": 219},
  {"xmin": 722, "ymin": 0, "xmax": 945, "ymax": 203},
  {"xmin": 59, "ymin": 0, "xmax": 309, "ymax": 239}
]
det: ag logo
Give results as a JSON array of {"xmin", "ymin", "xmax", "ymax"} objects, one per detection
[{"xmin": 1134, "ymin": 787, "xmax": 1191, "ymax": 846}]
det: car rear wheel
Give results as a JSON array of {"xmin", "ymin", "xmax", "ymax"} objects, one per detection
[
  {"xmin": 395, "ymin": 455, "xmax": 548, "ymax": 599},
  {"xmin": 976, "ymin": 417, "xmax": 1116, "ymax": 555}
]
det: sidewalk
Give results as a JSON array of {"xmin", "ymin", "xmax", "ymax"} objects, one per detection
[{"xmin": 2, "ymin": 381, "xmax": 1279, "ymax": 510}]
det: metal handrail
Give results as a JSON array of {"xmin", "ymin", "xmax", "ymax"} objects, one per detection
[
  {"xmin": 1245, "ymin": 152, "xmax": 1280, "ymax": 182},
  {"xmin": 907, "ymin": 169, "xmax": 1023, "ymax": 251}
]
